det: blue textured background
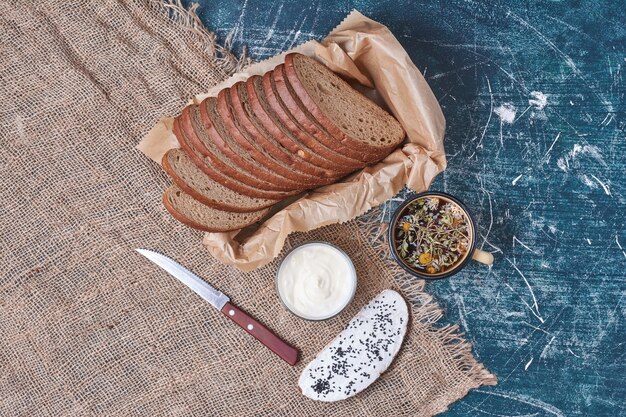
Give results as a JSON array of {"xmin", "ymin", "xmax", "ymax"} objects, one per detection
[{"xmin": 186, "ymin": 1, "xmax": 625, "ymax": 415}]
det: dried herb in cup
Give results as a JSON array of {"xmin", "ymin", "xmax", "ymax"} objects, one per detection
[{"xmin": 394, "ymin": 197, "xmax": 471, "ymax": 275}]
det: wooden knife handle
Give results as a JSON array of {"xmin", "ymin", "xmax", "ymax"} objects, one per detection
[{"xmin": 221, "ymin": 302, "xmax": 299, "ymax": 366}]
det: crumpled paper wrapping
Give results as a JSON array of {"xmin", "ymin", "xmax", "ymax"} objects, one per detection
[{"xmin": 138, "ymin": 10, "xmax": 446, "ymax": 271}]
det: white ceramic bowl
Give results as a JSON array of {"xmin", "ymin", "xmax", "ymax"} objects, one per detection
[{"xmin": 275, "ymin": 241, "xmax": 357, "ymax": 321}]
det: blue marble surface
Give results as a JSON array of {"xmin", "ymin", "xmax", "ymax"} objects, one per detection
[{"xmin": 186, "ymin": 1, "xmax": 625, "ymax": 415}]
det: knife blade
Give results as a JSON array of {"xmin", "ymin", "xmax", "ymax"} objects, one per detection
[{"xmin": 136, "ymin": 249, "xmax": 298, "ymax": 365}]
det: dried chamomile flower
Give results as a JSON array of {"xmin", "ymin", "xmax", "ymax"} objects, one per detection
[
  {"xmin": 443, "ymin": 202, "xmax": 464, "ymax": 220},
  {"xmin": 418, "ymin": 252, "xmax": 433, "ymax": 265},
  {"xmin": 425, "ymin": 197, "xmax": 440, "ymax": 211}
]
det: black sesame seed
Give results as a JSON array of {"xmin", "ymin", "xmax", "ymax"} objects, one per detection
[{"xmin": 312, "ymin": 378, "xmax": 331, "ymax": 395}]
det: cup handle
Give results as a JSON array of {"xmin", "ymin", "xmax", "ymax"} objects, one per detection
[{"xmin": 472, "ymin": 249, "xmax": 494, "ymax": 266}]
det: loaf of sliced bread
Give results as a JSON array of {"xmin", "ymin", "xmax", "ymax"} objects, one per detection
[
  {"xmin": 284, "ymin": 53, "xmax": 405, "ymax": 157},
  {"xmin": 164, "ymin": 53, "xmax": 406, "ymax": 233},
  {"xmin": 163, "ymin": 186, "xmax": 269, "ymax": 232},
  {"xmin": 173, "ymin": 113, "xmax": 298, "ymax": 200},
  {"xmin": 162, "ymin": 149, "xmax": 278, "ymax": 213}
]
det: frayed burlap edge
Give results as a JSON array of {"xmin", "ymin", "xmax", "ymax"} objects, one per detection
[{"xmin": 149, "ymin": 0, "xmax": 251, "ymax": 73}]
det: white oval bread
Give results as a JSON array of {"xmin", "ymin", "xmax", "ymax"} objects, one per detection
[{"xmin": 298, "ymin": 289, "xmax": 408, "ymax": 402}]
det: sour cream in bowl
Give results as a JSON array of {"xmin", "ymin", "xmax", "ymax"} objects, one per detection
[{"xmin": 276, "ymin": 242, "xmax": 357, "ymax": 321}]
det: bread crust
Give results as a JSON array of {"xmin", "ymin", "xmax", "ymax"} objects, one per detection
[
  {"xmin": 202, "ymin": 96, "xmax": 303, "ymax": 190},
  {"xmin": 283, "ymin": 53, "xmax": 402, "ymax": 158},
  {"xmin": 245, "ymin": 76, "xmax": 361, "ymax": 170},
  {"xmin": 161, "ymin": 150, "xmax": 277, "ymax": 213},
  {"xmin": 162, "ymin": 187, "xmax": 269, "ymax": 232},
  {"xmin": 173, "ymin": 114, "xmax": 298, "ymax": 200},
  {"xmin": 216, "ymin": 88, "xmax": 338, "ymax": 187},
  {"xmin": 226, "ymin": 83, "xmax": 342, "ymax": 182},
  {"xmin": 181, "ymin": 102, "xmax": 293, "ymax": 192},
  {"xmin": 272, "ymin": 64, "xmax": 374, "ymax": 163}
]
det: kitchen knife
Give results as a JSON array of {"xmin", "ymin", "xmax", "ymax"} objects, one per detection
[{"xmin": 136, "ymin": 249, "xmax": 298, "ymax": 365}]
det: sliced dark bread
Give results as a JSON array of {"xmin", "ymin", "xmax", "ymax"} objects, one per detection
[
  {"xmin": 283, "ymin": 53, "xmax": 405, "ymax": 157},
  {"xmin": 183, "ymin": 104, "xmax": 293, "ymax": 193},
  {"xmin": 247, "ymin": 75, "xmax": 364, "ymax": 170},
  {"xmin": 230, "ymin": 82, "xmax": 340, "ymax": 179},
  {"xmin": 217, "ymin": 88, "xmax": 338, "ymax": 187},
  {"xmin": 174, "ymin": 112, "xmax": 297, "ymax": 200},
  {"xmin": 235, "ymin": 80, "xmax": 346, "ymax": 173},
  {"xmin": 163, "ymin": 186, "xmax": 269, "ymax": 232},
  {"xmin": 271, "ymin": 66, "xmax": 371, "ymax": 163},
  {"xmin": 200, "ymin": 97, "xmax": 303, "ymax": 190},
  {"xmin": 162, "ymin": 149, "xmax": 278, "ymax": 213}
]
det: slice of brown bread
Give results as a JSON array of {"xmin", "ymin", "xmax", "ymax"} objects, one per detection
[
  {"xmin": 162, "ymin": 148, "xmax": 278, "ymax": 213},
  {"xmin": 173, "ymin": 112, "xmax": 297, "ymax": 200},
  {"xmin": 230, "ymin": 82, "xmax": 340, "ymax": 179},
  {"xmin": 235, "ymin": 80, "xmax": 345, "ymax": 173},
  {"xmin": 163, "ymin": 186, "xmax": 270, "ymax": 232},
  {"xmin": 284, "ymin": 53, "xmax": 405, "ymax": 156},
  {"xmin": 179, "ymin": 105, "xmax": 284, "ymax": 192},
  {"xmin": 247, "ymin": 75, "xmax": 365, "ymax": 170},
  {"xmin": 200, "ymin": 97, "xmax": 303, "ymax": 190},
  {"xmin": 217, "ymin": 88, "xmax": 339, "ymax": 187},
  {"xmin": 271, "ymin": 66, "xmax": 372, "ymax": 163},
  {"xmin": 182, "ymin": 104, "xmax": 294, "ymax": 193}
]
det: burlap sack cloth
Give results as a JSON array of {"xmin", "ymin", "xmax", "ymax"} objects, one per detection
[{"xmin": 0, "ymin": 1, "xmax": 496, "ymax": 415}]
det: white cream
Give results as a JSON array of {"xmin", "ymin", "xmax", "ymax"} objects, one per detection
[{"xmin": 277, "ymin": 243, "xmax": 356, "ymax": 320}]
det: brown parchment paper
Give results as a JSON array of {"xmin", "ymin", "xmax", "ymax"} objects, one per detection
[{"xmin": 138, "ymin": 10, "xmax": 446, "ymax": 271}]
